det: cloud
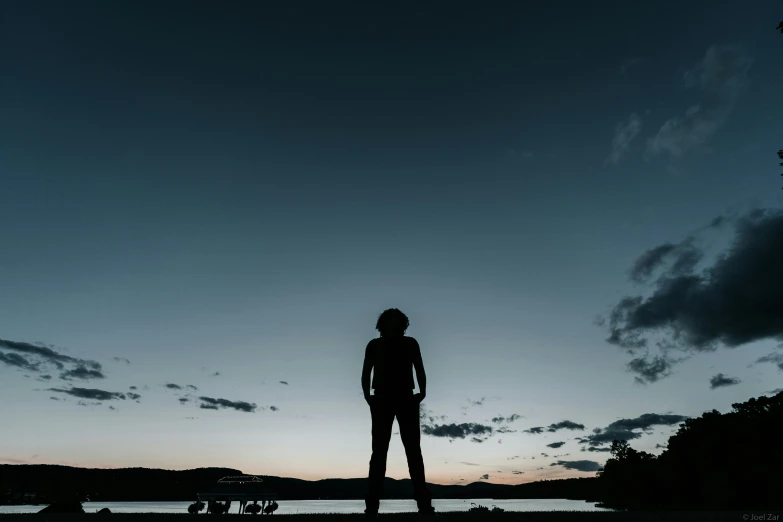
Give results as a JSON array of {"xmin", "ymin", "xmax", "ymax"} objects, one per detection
[
  {"xmin": 0, "ymin": 351, "xmax": 40, "ymax": 371},
  {"xmin": 525, "ymin": 421, "xmax": 585, "ymax": 434},
  {"xmin": 279, "ymin": 381, "xmax": 289, "ymax": 385},
  {"xmin": 165, "ymin": 383, "xmax": 182, "ymax": 390},
  {"xmin": 480, "ymin": 474, "xmax": 489, "ymax": 480},
  {"xmin": 629, "ymin": 238, "xmax": 703, "ymax": 284},
  {"xmin": 270, "ymin": 406, "xmax": 279, "ymax": 411},
  {"xmin": 0, "ymin": 339, "xmax": 102, "ymax": 375},
  {"xmin": 709, "ymin": 373, "xmax": 741, "ymax": 389},
  {"xmin": 547, "ymin": 420, "xmax": 586, "ymax": 432},
  {"xmin": 606, "ymin": 113, "xmax": 642, "ymax": 165},
  {"xmin": 578, "ymin": 413, "xmax": 688, "ymax": 449},
  {"xmin": 185, "ymin": 385, "xmax": 198, "ymax": 391},
  {"xmin": 419, "ymin": 406, "xmax": 448, "ymax": 425},
  {"xmin": 198, "ymin": 396, "xmax": 257, "ymax": 413},
  {"xmin": 38, "ymin": 374, "xmax": 52, "ymax": 380},
  {"xmin": 212, "ymin": 372, "xmax": 220, "ymax": 376},
  {"xmin": 607, "ymin": 209, "xmax": 783, "ymax": 381},
  {"xmin": 421, "ymin": 422, "xmax": 494, "ymax": 441},
  {"xmin": 582, "ymin": 446, "xmax": 612, "ymax": 453},
  {"xmin": 754, "ymin": 351, "xmax": 783, "ymax": 371},
  {"xmin": 491, "ymin": 414, "xmax": 522, "ymax": 424},
  {"xmin": 627, "ymin": 355, "xmax": 678, "ymax": 384},
  {"xmin": 547, "ymin": 441, "xmax": 566, "ymax": 448},
  {"xmin": 48, "ymin": 387, "xmax": 127, "ymax": 401},
  {"xmin": 60, "ymin": 365, "xmax": 105, "ymax": 380},
  {"xmin": 127, "ymin": 393, "xmax": 141, "ymax": 401},
  {"xmin": 459, "ymin": 462, "xmax": 479, "ymax": 466},
  {"xmin": 179, "ymin": 397, "xmax": 189, "ymax": 403},
  {"xmin": 129, "ymin": 386, "xmax": 137, "ymax": 390},
  {"xmin": 512, "ymin": 471, "xmax": 524, "ymax": 475},
  {"xmin": 550, "ymin": 460, "xmax": 604, "ymax": 472},
  {"xmin": 112, "ymin": 357, "xmax": 131, "ymax": 364},
  {"xmin": 541, "ymin": 453, "xmax": 549, "ymax": 457},
  {"xmin": 646, "ymin": 44, "xmax": 752, "ymax": 159},
  {"xmin": 620, "ymin": 57, "xmax": 642, "ymax": 75}
]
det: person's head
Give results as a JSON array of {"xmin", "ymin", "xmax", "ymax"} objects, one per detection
[{"xmin": 375, "ymin": 308, "xmax": 409, "ymax": 337}]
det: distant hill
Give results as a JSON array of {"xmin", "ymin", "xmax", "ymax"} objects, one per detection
[{"xmin": 0, "ymin": 465, "xmax": 602, "ymax": 502}]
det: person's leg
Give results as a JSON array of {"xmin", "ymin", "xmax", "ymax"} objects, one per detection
[
  {"xmin": 366, "ymin": 394, "xmax": 395, "ymax": 515},
  {"xmin": 396, "ymin": 394, "xmax": 434, "ymax": 513}
]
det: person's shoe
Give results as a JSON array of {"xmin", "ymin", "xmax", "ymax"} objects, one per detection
[
  {"xmin": 417, "ymin": 506, "xmax": 437, "ymax": 516},
  {"xmin": 364, "ymin": 509, "xmax": 379, "ymax": 519}
]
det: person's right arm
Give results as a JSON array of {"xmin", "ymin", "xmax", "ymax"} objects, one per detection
[{"xmin": 361, "ymin": 340, "xmax": 374, "ymax": 404}]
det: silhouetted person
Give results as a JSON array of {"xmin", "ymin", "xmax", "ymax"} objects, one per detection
[{"xmin": 362, "ymin": 308, "xmax": 435, "ymax": 517}]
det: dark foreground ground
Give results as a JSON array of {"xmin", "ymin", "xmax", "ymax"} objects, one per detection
[{"xmin": 1, "ymin": 512, "xmax": 780, "ymax": 522}]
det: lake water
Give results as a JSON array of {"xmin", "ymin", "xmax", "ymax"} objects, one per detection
[{"xmin": 0, "ymin": 499, "xmax": 612, "ymax": 514}]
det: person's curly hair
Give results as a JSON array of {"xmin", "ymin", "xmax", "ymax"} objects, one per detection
[{"xmin": 375, "ymin": 308, "xmax": 409, "ymax": 336}]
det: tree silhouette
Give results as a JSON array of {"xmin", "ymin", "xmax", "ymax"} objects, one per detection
[
  {"xmin": 599, "ymin": 390, "xmax": 783, "ymax": 510},
  {"xmin": 778, "ymin": 149, "xmax": 782, "ymax": 189}
]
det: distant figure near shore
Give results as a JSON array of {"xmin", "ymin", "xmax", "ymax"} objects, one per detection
[{"xmin": 362, "ymin": 308, "xmax": 435, "ymax": 518}]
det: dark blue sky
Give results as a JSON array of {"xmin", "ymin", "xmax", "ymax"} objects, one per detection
[{"xmin": 1, "ymin": 1, "xmax": 782, "ymax": 484}]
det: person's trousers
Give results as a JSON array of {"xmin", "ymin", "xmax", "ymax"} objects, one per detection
[{"xmin": 365, "ymin": 391, "xmax": 433, "ymax": 513}]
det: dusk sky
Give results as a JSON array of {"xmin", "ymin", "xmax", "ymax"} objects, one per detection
[{"xmin": 2, "ymin": 1, "xmax": 782, "ymax": 486}]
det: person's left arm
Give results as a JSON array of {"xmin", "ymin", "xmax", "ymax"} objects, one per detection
[{"xmin": 412, "ymin": 338, "xmax": 426, "ymax": 402}]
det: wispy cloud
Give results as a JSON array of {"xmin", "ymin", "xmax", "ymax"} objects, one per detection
[
  {"xmin": 491, "ymin": 414, "xmax": 523, "ymax": 424},
  {"xmin": 112, "ymin": 357, "xmax": 131, "ymax": 364},
  {"xmin": 47, "ymin": 387, "xmax": 127, "ymax": 401},
  {"xmin": 198, "ymin": 396, "xmax": 257, "ymax": 413},
  {"xmin": 0, "ymin": 351, "xmax": 40, "ymax": 371},
  {"xmin": 606, "ymin": 113, "xmax": 642, "ymax": 165},
  {"xmin": 646, "ymin": 44, "xmax": 752, "ymax": 159},
  {"xmin": 60, "ymin": 365, "xmax": 105, "ymax": 381},
  {"xmin": 754, "ymin": 351, "xmax": 783, "ymax": 372},
  {"xmin": 525, "ymin": 420, "xmax": 585, "ymax": 434},
  {"xmin": 619, "ymin": 57, "xmax": 642, "ymax": 75},
  {"xmin": 0, "ymin": 339, "xmax": 102, "ymax": 376}
]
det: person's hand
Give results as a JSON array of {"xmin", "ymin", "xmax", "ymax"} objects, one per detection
[{"xmin": 414, "ymin": 392, "xmax": 426, "ymax": 403}]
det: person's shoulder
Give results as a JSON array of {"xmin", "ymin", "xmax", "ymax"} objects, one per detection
[{"xmin": 404, "ymin": 336, "xmax": 420, "ymax": 347}]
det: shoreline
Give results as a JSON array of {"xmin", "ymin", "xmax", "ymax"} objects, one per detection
[{"xmin": 1, "ymin": 512, "xmax": 781, "ymax": 522}]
